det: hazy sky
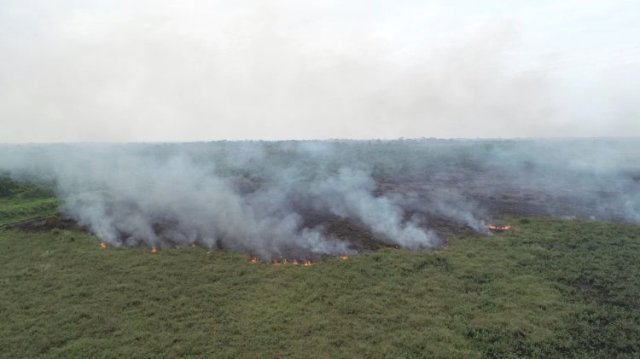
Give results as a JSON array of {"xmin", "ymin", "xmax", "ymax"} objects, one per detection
[{"xmin": 1, "ymin": 0, "xmax": 638, "ymax": 142}]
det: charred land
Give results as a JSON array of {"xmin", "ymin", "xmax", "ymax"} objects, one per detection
[{"xmin": 1, "ymin": 138, "xmax": 639, "ymax": 259}]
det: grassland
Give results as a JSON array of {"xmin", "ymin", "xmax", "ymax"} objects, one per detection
[
  {"xmin": 0, "ymin": 176, "xmax": 58, "ymax": 226},
  {"xmin": 1, "ymin": 179, "xmax": 640, "ymax": 358}
]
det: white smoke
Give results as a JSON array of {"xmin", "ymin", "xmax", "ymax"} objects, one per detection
[
  {"xmin": 1, "ymin": 139, "xmax": 639, "ymax": 258},
  {"xmin": 0, "ymin": 142, "xmax": 446, "ymax": 258}
]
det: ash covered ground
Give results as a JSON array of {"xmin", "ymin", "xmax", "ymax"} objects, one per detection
[{"xmin": 1, "ymin": 139, "xmax": 639, "ymax": 259}]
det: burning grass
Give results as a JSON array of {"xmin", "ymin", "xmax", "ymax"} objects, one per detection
[
  {"xmin": 2, "ymin": 218, "xmax": 640, "ymax": 357},
  {"xmin": 2, "ymin": 175, "xmax": 640, "ymax": 357},
  {"xmin": 485, "ymin": 224, "xmax": 513, "ymax": 232}
]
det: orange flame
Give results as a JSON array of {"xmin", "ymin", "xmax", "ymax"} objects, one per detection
[
  {"xmin": 151, "ymin": 246, "xmax": 157, "ymax": 253},
  {"xmin": 486, "ymin": 224, "xmax": 512, "ymax": 232},
  {"xmin": 99, "ymin": 241, "xmax": 107, "ymax": 250},
  {"xmin": 340, "ymin": 256, "xmax": 348, "ymax": 261},
  {"xmin": 252, "ymin": 258, "xmax": 314, "ymax": 266}
]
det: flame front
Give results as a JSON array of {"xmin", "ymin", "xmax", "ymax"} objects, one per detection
[
  {"xmin": 99, "ymin": 241, "xmax": 107, "ymax": 250},
  {"xmin": 340, "ymin": 256, "xmax": 348, "ymax": 261},
  {"xmin": 486, "ymin": 224, "xmax": 513, "ymax": 232},
  {"xmin": 151, "ymin": 246, "xmax": 157, "ymax": 253},
  {"xmin": 249, "ymin": 257, "xmax": 313, "ymax": 266}
]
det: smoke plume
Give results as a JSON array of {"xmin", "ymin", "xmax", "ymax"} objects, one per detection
[{"xmin": 1, "ymin": 139, "xmax": 639, "ymax": 258}]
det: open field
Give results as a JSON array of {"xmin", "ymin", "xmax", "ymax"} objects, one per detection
[
  {"xmin": 2, "ymin": 141, "xmax": 640, "ymax": 357},
  {"xmin": 0, "ymin": 177, "xmax": 57, "ymax": 226},
  {"xmin": 1, "ymin": 0, "xmax": 638, "ymax": 355},
  {"xmin": 2, "ymin": 216, "xmax": 640, "ymax": 357}
]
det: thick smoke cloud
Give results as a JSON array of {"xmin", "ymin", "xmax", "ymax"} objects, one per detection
[
  {"xmin": 0, "ymin": 142, "xmax": 445, "ymax": 258},
  {"xmin": 1, "ymin": 1, "xmax": 638, "ymax": 142},
  {"xmin": 1, "ymin": 140, "xmax": 639, "ymax": 258}
]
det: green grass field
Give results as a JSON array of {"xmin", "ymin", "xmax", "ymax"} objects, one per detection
[
  {"xmin": 1, "ymin": 178, "xmax": 640, "ymax": 358},
  {"xmin": 0, "ymin": 176, "xmax": 58, "ymax": 226}
]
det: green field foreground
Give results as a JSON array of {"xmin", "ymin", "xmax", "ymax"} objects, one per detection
[{"xmin": 1, "ymin": 217, "xmax": 640, "ymax": 358}]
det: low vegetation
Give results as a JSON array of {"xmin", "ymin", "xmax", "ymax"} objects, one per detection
[
  {"xmin": 1, "ymin": 181, "xmax": 639, "ymax": 358},
  {"xmin": 0, "ymin": 175, "xmax": 58, "ymax": 226}
]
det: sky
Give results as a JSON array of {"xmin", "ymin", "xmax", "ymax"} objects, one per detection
[{"xmin": 0, "ymin": 0, "xmax": 638, "ymax": 142}]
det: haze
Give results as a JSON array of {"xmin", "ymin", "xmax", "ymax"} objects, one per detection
[{"xmin": 1, "ymin": 0, "xmax": 638, "ymax": 142}]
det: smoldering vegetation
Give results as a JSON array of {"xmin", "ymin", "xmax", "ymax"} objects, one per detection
[{"xmin": 1, "ymin": 139, "xmax": 639, "ymax": 259}]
